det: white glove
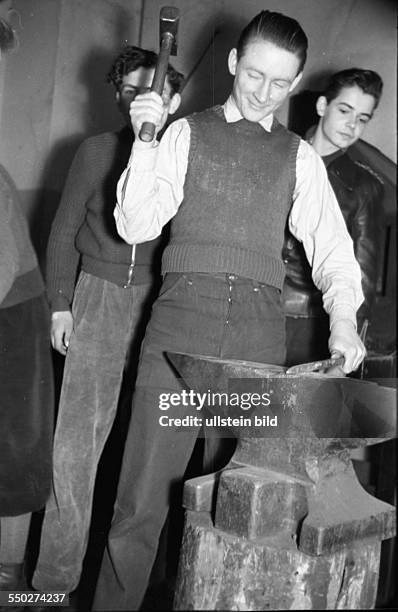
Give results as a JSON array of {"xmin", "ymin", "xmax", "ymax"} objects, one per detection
[{"xmin": 328, "ymin": 319, "xmax": 366, "ymax": 374}]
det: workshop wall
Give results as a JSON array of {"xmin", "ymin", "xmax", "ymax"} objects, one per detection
[{"xmin": 0, "ymin": 0, "xmax": 141, "ymax": 258}]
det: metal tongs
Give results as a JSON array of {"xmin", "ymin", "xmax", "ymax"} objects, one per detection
[{"xmin": 286, "ymin": 356, "xmax": 345, "ymax": 375}]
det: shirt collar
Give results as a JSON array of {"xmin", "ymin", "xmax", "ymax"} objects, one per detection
[{"xmin": 223, "ymin": 96, "xmax": 274, "ymax": 132}]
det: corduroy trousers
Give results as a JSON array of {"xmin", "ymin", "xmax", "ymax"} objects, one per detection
[{"xmin": 33, "ymin": 272, "xmax": 155, "ymax": 593}]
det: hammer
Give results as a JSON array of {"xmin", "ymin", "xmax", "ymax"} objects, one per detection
[{"xmin": 139, "ymin": 6, "xmax": 180, "ymax": 142}]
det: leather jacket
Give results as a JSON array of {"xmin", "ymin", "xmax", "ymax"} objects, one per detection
[{"xmin": 282, "ymin": 148, "xmax": 384, "ymax": 324}]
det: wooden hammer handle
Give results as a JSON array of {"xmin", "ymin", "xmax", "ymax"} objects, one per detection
[{"xmin": 139, "ymin": 33, "xmax": 174, "ymax": 142}]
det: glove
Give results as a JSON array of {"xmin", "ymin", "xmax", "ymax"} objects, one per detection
[{"xmin": 328, "ymin": 319, "xmax": 366, "ymax": 374}]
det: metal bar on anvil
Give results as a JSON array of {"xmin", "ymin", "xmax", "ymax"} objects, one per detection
[{"xmin": 167, "ymin": 352, "xmax": 397, "ymax": 441}]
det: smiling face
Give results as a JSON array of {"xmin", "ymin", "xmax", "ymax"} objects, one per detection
[
  {"xmin": 116, "ymin": 67, "xmax": 179, "ymax": 128},
  {"xmin": 314, "ymin": 85, "xmax": 376, "ymax": 155},
  {"xmin": 228, "ymin": 39, "xmax": 302, "ymax": 123}
]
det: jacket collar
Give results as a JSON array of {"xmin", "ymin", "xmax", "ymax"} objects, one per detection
[
  {"xmin": 325, "ymin": 151, "xmax": 358, "ymax": 190},
  {"xmin": 305, "ymin": 125, "xmax": 355, "ymax": 190}
]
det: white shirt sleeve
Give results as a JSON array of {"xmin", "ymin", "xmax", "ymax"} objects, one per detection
[
  {"xmin": 289, "ymin": 140, "xmax": 364, "ymax": 329},
  {"xmin": 114, "ymin": 118, "xmax": 190, "ymax": 244}
]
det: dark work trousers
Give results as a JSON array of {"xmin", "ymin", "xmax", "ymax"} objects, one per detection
[
  {"xmin": 93, "ymin": 272, "xmax": 286, "ymax": 611},
  {"xmin": 285, "ymin": 314, "xmax": 330, "ymax": 366}
]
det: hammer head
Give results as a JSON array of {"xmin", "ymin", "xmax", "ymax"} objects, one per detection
[{"xmin": 159, "ymin": 6, "xmax": 179, "ymax": 55}]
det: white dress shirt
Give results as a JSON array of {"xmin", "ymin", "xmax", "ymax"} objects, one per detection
[{"xmin": 114, "ymin": 96, "xmax": 364, "ymax": 329}]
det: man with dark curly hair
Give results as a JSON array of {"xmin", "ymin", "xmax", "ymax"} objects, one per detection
[{"xmin": 32, "ymin": 45, "xmax": 182, "ymax": 595}]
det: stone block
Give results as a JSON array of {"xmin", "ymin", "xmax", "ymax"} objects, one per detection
[
  {"xmin": 215, "ymin": 466, "xmax": 308, "ymax": 540},
  {"xmin": 299, "ymin": 460, "xmax": 396, "ymax": 556},
  {"xmin": 183, "ymin": 472, "xmax": 219, "ymax": 513}
]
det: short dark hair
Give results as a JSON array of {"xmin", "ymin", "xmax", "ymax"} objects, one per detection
[
  {"xmin": 323, "ymin": 68, "xmax": 383, "ymax": 109},
  {"xmin": 236, "ymin": 10, "xmax": 308, "ymax": 74},
  {"xmin": 107, "ymin": 45, "xmax": 184, "ymax": 95}
]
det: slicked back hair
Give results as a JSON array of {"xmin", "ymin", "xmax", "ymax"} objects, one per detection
[
  {"xmin": 236, "ymin": 10, "xmax": 308, "ymax": 74},
  {"xmin": 323, "ymin": 68, "xmax": 383, "ymax": 110}
]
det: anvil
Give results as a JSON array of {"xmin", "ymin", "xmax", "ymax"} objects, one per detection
[{"xmin": 168, "ymin": 352, "xmax": 397, "ymax": 610}]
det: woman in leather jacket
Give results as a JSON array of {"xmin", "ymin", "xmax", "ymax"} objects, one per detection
[{"xmin": 283, "ymin": 68, "xmax": 384, "ymax": 365}]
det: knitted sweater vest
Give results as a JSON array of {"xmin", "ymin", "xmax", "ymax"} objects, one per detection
[{"xmin": 162, "ymin": 106, "xmax": 300, "ymax": 288}]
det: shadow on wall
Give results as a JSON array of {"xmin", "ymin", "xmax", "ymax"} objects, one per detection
[
  {"xmin": 178, "ymin": 11, "xmax": 243, "ymax": 117},
  {"xmin": 288, "ymin": 69, "xmax": 335, "ymax": 137},
  {"xmin": 26, "ymin": 3, "xmax": 135, "ymax": 267},
  {"xmin": 29, "ymin": 68, "xmax": 126, "ymax": 269},
  {"xmin": 27, "ymin": 134, "xmax": 83, "ymax": 272},
  {"xmin": 77, "ymin": 46, "xmax": 123, "ymax": 136}
]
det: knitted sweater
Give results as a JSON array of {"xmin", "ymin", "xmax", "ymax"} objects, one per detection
[
  {"xmin": 46, "ymin": 127, "xmax": 164, "ymax": 312},
  {"xmin": 162, "ymin": 106, "xmax": 300, "ymax": 287},
  {"xmin": 0, "ymin": 164, "xmax": 44, "ymax": 308}
]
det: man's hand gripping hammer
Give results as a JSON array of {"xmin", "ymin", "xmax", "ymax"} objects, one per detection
[{"xmin": 139, "ymin": 6, "xmax": 180, "ymax": 142}]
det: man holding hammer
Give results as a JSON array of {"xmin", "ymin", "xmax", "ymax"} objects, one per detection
[{"xmin": 94, "ymin": 10, "xmax": 365, "ymax": 610}]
